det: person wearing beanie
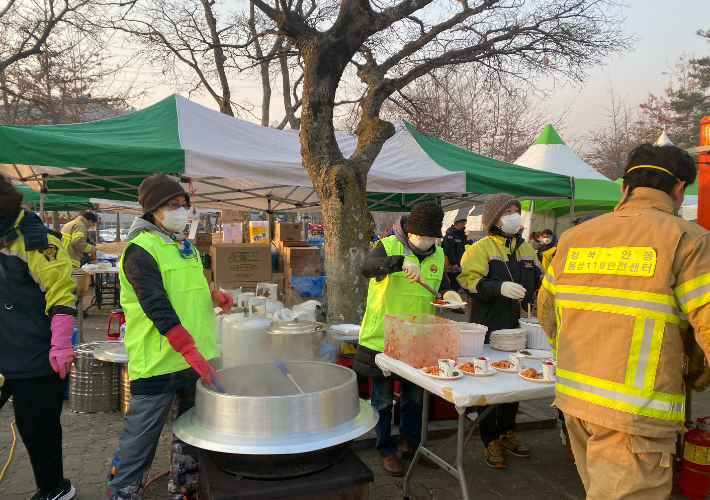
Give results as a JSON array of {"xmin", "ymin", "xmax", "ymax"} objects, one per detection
[
  {"xmin": 458, "ymin": 193, "xmax": 542, "ymax": 469},
  {"xmin": 353, "ymin": 201, "xmax": 463, "ymax": 476},
  {"xmin": 106, "ymin": 173, "xmax": 232, "ymax": 500},
  {"xmin": 442, "ymin": 209, "xmax": 469, "ymax": 314},
  {"xmin": 0, "ymin": 175, "xmax": 78, "ymax": 500}
]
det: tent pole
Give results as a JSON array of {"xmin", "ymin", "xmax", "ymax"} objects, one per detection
[
  {"xmin": 115, "ymin": 212, "xmax": 121, "ymax": 242},
  {"xmin": 52, "ymin": 211, "xmax": 60, "ymax": 231},
  {"xmin": 569, "ymin": 198, "xmax": 575, "ymax": 228},
  {"xmin": 267, "ymin": 199, "xmax": 272, "ymax": 245},
  {"xmin": 39, "ymin": 192, "xmax": 45, "ymax": 224}
]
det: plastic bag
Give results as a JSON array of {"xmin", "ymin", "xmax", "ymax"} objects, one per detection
[
  {"xmin": 319, "ymin": 342, "xmax": 336, "ymax": 363},
  {"xmin": 290, "ymin": 276, "xmax": 326, "ymax": 297}
]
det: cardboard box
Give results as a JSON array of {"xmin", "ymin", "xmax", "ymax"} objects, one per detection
[
  {"xmin": 249, "ymin": 221, "xmax": 269, "ymax": 244},
  {"xmin": 285, "ymin": 246, "xmax": 321, "ymax": 268},
  {"xmin": 203, "ymin": 269, "xmax": 212, "ymax": 282},
  {"xmin": 275, "ymin": 222, "xmax": 303, "ymax": 242},
  {"xmin": 221, "ymin": 209, "xmax": 241, "ymax": 222},
  {"xmin": 212, "ymin": 233, "xmax": 224, "ymax": 244},
  {"xmin": 222, "ymin": 222, "xmax": 243, "ymax": 244},
  {"xmin": 209, "ymin": 281, "xmax": 259, "ymax": 294},
  {"xmin": 285, "ymin": 266, "xmax": 321, "ymax": 283},
  {"xmin": 194, "ymin": 233, "xmax": 212, "ymax": 247},
  {"xmin": 271, "ymin": 272, "xmax": 285, "ymax": 295},
  {"xmin": 210, "ymin": 244, "xmax": 272, "ymax": 283}
]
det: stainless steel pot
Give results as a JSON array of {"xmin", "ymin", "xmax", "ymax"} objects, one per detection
[
  {"xmin": 67, "ymin": 341, "xmax": 120, "ymax": 413},
  {"xmin": 174, "ymin": 361, "xmax": 378, "ymax": 465},
  {"xmin": 265, "ymin": 319, "xmax": 325, "ymax": 361},
  {"xmin": 71, "ymin": 270, "xmax": 90, "ymax": 298}
]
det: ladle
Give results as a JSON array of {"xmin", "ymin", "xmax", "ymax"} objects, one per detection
[{"xmin": 275, "ymin": 359, "xmax": 305, "ymax": 394}]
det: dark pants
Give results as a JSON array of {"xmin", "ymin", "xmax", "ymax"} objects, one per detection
[
  {"xmin": 0, "ymin": 373, "xmax": 66, "ymax": 495},
  {"xmin": 477, "ymin": 402, "xmax": 519, "ymax": 444},
  {"xmin": 370, "ymin": 378, "xmax": 423, "ymax": 455}
]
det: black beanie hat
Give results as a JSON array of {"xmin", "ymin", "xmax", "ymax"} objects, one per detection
[
  {"xmin": 138, "ymin": 174, "xmax": 190, "ymax": 214},
  {"xmin": 403, "ymin": 201, "xmax": 444, "ymax": 238}
]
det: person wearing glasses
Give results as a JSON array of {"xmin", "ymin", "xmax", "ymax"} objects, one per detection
[{"xmin": 106, "ymin": 174, "xmax": 232, "ymax": 500}]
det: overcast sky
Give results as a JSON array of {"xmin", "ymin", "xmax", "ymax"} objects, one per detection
[{"xmin": 143, "ymin": 0, "xmax": 708, "ymax": 141}]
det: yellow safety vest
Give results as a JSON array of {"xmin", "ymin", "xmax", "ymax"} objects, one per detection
[{"xmin": 358, "ymin": 236, "xmax": 444, "ymax": 352}]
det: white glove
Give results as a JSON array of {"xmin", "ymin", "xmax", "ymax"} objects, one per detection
[
  {"xmin": 500, "ymin": 282, "xmax": 526, "ymax": 300},
  {"xmin": 443, "ymin": 291, "xmax": 462, "ymax": 303},
  {"xmin": 401, "ymin": 259, "xmax": 421, "ymax": 283}
]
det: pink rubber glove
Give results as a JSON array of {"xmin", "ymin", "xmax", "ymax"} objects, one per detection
[
  {"xmin": 49, "ymin": 314, "xmax": 76, "ymax": 379},
  {"xmin": 166, "ymin": 325, "xmax": 219, "ymax": 384},
  {"xmin": 211, "ymin": 290, "xmax": 233, "ymax": 315}
]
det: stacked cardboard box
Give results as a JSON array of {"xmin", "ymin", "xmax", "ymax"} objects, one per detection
[
  {"xmin": 209, "ymin": 243, "xmax": 272, "ymax": 293},
  {"xmin": 273, "ymin": 222, "xmax": 323, "ymax": 307},
  {"xmin": 194, "ymin": 233, "xmax": 212, "ymax": 255}
]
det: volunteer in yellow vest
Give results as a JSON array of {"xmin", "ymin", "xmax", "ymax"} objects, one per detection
[
  {"xmin": 538, "ymin": 143, "xmax": 710, "ymax": 500},
  {"xmin": 458, "ymin": 193, "xmax": 542, "ymax": 469},
  {"xmin": 353, "ymin": 202, "xmax": 462, "ymax": 477},
  {"xmin": 60, "ymin": 211, "xmax": 97, "ymax": 268},
  {"xmin": 106, "ymin": 174, "xmax": 232, "ymax": 500}
]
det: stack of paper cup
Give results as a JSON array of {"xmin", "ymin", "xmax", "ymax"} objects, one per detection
[{"xmin": 459, "ymin": 323, "xmax": 487, "ymax": 357}]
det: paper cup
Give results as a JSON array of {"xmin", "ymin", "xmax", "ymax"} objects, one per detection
[
  {"xmin": 509, "ymin": 353, "xmax": 525, "ymax": 371},
  {"xmin": 438, "ymin": 359, "xmax": 455, "ymax": 377},
  {"xmin": 542, "ymin": 361, "xmax": 557, "ymax": 380},
  {"xmin": 473, "ymin": 356, "xmax": 489, "ymax": 374}
]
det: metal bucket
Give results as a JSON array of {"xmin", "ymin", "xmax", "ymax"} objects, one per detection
[
  {"xmin": 120, "ymin": 364, "xmax": 175, "ymax": 421},
  {"xmin": 67, "ymin": 342, "xmax": 120, "ymax": 413}
]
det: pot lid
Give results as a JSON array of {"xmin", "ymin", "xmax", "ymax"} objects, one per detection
[
  {"xmin": 74, "ymin": 340, "xmax": 121, "ymax": 355},
  {"xmin": 92, "ymin": 342, "xmax": 129, "ymax": 363},
  {"xmin": 267, "ymin": 319, "xmax": 325, "ymax": 335}
]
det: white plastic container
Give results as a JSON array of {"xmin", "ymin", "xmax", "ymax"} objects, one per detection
[
  {"xmin": 519, "ymin": 318, "xmax": 551, "ymax": 351},
  {"xmin": 222, "ymin": 316, "xmax": 273, "ymax": 368},
  {"xmin": 459, "ymin": 323, "xmax": 487, "ymax": 357}
]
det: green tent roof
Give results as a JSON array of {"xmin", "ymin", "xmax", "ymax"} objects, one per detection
[
  {"xmin": 16, "ymin": 184, "xmax": 96, "ymax": 211},
  {"xmin": 531, "ymin": 124, "xmax": 566, "ymax": 146}
]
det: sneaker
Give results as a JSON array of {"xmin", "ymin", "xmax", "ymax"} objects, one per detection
[
  {"xmin": 500, "ymin": 430, "xmax": 531, "ymax": 458},
  {"xmin": 31, "ymin": 479, "xmax": 75, "ymax": 500},
  {"xmin": 484, "ymin": 439, "xmax": 506, "ymax": 468}
]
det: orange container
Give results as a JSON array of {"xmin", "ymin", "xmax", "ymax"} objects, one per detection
[{"xmin": 383, "ymin": 313, "xmax": 459, "ymax": 368}]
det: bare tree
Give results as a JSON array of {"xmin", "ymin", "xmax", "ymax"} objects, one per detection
[
  {"xmin": 379, "ymin": 68, "xmax": 573, "ymax": 162},
  {"xmin": 250, "ymin": 0, "xmax": 631, "ymax": 323}
]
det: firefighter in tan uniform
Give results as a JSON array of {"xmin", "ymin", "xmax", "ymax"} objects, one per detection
[
  {"xmin": 538, "ymin": 143, "xmax": 710, "ymax": 499},
  {"xmin": 60, "ymin": 211, "xmax": 97, "ymax": 268}
]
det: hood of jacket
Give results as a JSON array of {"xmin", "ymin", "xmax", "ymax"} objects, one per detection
[{"xmin": 615, "ymin": 187, "xmax": 677, "ymax": 216}]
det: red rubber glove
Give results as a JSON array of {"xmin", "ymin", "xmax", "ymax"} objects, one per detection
[
  {"xmin": 211, "ymin": 290, "xmax": 233, "ymax": 315},
  {"xmin": 49, "ymin": 314, "xmax": 76, "ymax": 379},
  {"xmin": 166, "ymin": 325, "xmax": 219, "ymax": 384}
]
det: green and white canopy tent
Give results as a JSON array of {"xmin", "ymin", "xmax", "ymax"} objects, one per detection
[
  {"xmin": 514, "ymin": 124, "xmax": 622, "ymax": 233},
  {"xmin": 14, "ymin": 183, "xmax": 146, "ymax": 213},
  {"xmin": 0, "ymin": 94, "xmax": 574, "ymax": 214}
]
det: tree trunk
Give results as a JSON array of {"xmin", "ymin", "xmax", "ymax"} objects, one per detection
[{"xmin": 312, "ymin": 165, "xmax": 374, "ymax": 324}]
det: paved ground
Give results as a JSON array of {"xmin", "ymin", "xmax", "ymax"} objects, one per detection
[{"xmin": 0, "ymin": 290, "xmax": 708, "ymax": 499}]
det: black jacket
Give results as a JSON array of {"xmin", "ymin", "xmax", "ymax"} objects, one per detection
[
  {"xmin": 121, "ymin": 222, "xmax": 202, "ymax": 395},
  {"xmin": 468, "ymin": 235, "xmax": 542, "ymax": 338},
  {"xmin": 0, "ymin": 210, "xmax": 76, "ymax": 379},
  {"xmin": 442, "ymin": 225, "xmax": 467, "ymax": 267}
]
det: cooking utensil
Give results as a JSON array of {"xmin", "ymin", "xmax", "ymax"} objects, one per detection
[
  {"xmin": 417, "ymin": 280, "xmax": 441, "ymax": 299},
  {"xmin": 211, "ymin": 378, "xmax": 227, "ymax": 394},
  {"xmin": 275, "ymin": 359, "xmax": 305, "ymax": 394},
  {"xmin": 265, "ymin": 319, "xmax": 325, "ymax": 361}
]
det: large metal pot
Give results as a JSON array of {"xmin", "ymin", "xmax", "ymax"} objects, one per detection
[
  {"xmin": 66, "ymin": 341, "xmax": 120, "ymax": 413},
  {"xmin": 265, "ymin": 319, "xmax": 325, "ymax": 361},
  {"xmin": 174, "ymin": 361, "xmax": 378, "ymax": 478}
]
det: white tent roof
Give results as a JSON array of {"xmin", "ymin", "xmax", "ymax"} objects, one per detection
[{"xmin": 514, "ymin": 124, "xmax": 610, "ymax": 181}]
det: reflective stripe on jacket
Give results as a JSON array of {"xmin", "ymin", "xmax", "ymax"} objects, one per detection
[
  {"xmin": 358, "ymin": 235, "xmax": 444, "ymax": 352},
  {"xmin": 119, "ymin": 231, "xmax": 219, "ymax": 381},
  {"xmin": 539, "ymin": 188, "xmax": 710, "ymax": 437},
  {"xmin": 60, "ymin": 216, "xmax": 93, "ymax": 267}
]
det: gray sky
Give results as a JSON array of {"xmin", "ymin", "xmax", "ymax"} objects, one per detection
[{"xmin": 145, "ymin": 0, "xmax": 708, "ymax": 139}]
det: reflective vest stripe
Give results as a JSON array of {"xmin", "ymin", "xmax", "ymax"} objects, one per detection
[
  {"xmin": 556, "ymin": 369, "xmax": 685, "ymax": 421},
  {"xmin": 556, "ymin": 297, "xmax": 680, "ymax": 324},
  {"xmin": 557, "ymin": 284, "xmax": 678, "ymax": 308},
  {"xmin": 675, "ymin": 273, "xmax": 710, "ymax": 313},
  {"xmin": 84, "ymin": 243, "xmax": 93, "ymax": 253},
  {"xmin": 625, "ymin": 318, "xmax": 664, "ymax": 390},
  {"xmin": 555, "ymin": 291, "xmax": 678, "ymax": 316}
]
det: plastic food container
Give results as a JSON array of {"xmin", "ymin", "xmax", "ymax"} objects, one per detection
[
  {"xmin": 458, "ymin": 323, "xmax": 488, "ymax": 357},
  {"xmin": 519, "ymin": 318, "xmax": 551, "ymax": 351},
  {"xmin": 383, "ymin": 313, "xmax": 459, "ymax": 368}
]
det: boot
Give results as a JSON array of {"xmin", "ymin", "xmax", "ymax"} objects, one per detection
[
  {"xmin": 379, "ymin": 452, "xmax": 404, "ymax": 477},
  {"xmin": 402, "ymin": 440, "xmax": 439, "ymax": 468}
]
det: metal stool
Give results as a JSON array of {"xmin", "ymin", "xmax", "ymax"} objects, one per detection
[{"xmin": 106, "ymin": 309, "xmax": 125, "ymax": 340}]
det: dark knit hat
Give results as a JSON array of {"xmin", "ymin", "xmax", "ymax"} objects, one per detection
[
  {"xmin": 481, "ymin": 193, "xmax": 521, "ymax": 229},
  {"xmin": 138, "ymin": 174, "xmax": 190, "ymax": 214},
  {"xmin": 403, "ymin": 202, "xmax": 444, "ymax": 238}
]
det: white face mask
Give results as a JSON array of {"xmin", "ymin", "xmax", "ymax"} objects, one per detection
[
  {"xmin": 542, "ymin": 237, "xmax": 553, "ymax": 244},
  {"xmin": 159, "ymin": 207, "xmax": 188, "ymax": 233},
  {"xmin": 498, "ymin": 213, "xmax": 521, "ymax": 234},
  {"xmin": 409, "ymin": 235, "xmax": 437, "ymax": 251}
]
